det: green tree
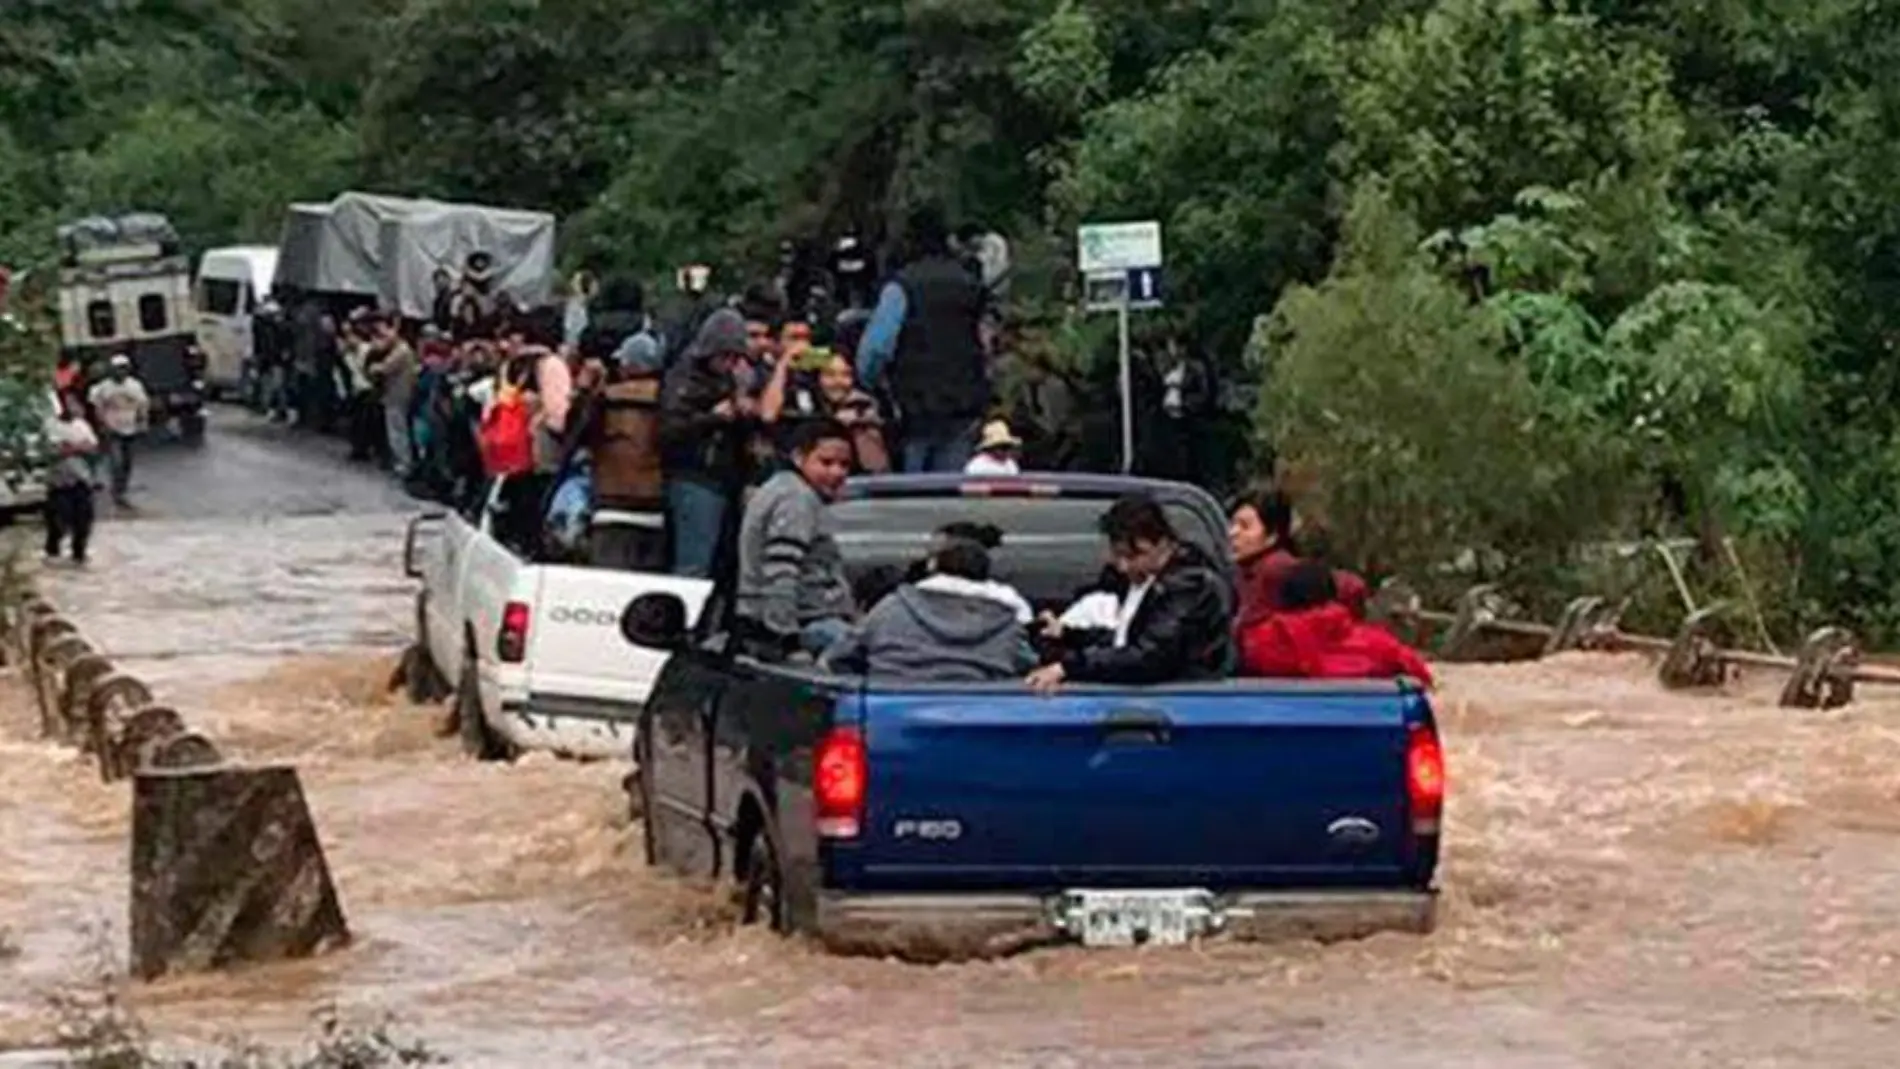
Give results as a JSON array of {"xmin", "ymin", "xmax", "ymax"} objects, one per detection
[
  {"xmin": 1334, "ymin": 0, "xmax": 1684, "ymax": 237},
  {"xmin": 1258, "ymin": 183, "xmax": 1629, "ymax": 590},
  {"xmin": 1053, "ymin": 5, "xmax": 1341, "ymax": 359}
]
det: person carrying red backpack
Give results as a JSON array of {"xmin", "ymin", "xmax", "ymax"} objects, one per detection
[
  {"xmin": 478, "ymin": 355, "xmax": 536, "ymax": 477},
  {"xmin": 1240, "ymin": 561, "xmax": 1433, "ymax": 687}
]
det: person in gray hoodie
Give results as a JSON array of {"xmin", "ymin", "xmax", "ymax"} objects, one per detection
[
  {"xmin": 822, "ymin": 537, "xmax": 1036, "ymax": 681},
  {"xmin": 659, "ymin": 307, "xmax": 751, "ymax": 577}
]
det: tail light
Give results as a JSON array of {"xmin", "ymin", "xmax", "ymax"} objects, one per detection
[
  {"xmin": 497, "ymin": 601, "xmax": 531, "ymax": 663},
  {"xmin": 1406, "ymin": 723, "xmax": 1445, "ymax": 836},
  {"xmin": 813, "ymin": 726, "xmax": 866, "ymax": 839}
]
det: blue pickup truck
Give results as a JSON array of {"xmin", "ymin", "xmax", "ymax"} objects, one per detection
[{"xmin": 620, "ymin": 473, "xmax": 1442, "ymax": 958}]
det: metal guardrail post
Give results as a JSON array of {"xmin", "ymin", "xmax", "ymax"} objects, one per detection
[{"xmin": 1388, "ymin": 578, "xmax": 1900, "ymax": 710}]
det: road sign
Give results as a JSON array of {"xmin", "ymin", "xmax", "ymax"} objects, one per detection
[
  {"xmin": 1126, "ymin": 266, "xmax": 1163, "ymax": 306},
  {"xmin": 1083, "ymin": 268, "xmax": 1163, "ymax": 313},
  {"xmin": 1077, "ymin": 221, "xmax": 1165, "ymax": 475},
  {"xmin": 1078, "ymin": 221, "xmax": 1163, "ymax": 274}
]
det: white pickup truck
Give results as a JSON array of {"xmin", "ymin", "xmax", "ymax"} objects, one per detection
[{"xmin": 402, "ymin": 480, "xmax": 711, "ymax": 761}]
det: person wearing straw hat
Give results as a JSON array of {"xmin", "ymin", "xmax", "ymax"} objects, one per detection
[{"xmin": 963, "ymin": 419, "xmax": 1022, "ymax": 476}]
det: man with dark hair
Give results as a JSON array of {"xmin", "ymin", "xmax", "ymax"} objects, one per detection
[
  {"xmin": 901, "ymin": 520, "xmax": 1031, "ymax": 621},
  {"xmin": 1229, "ymin": 487, "xmax": 1369, "ymax": 625},
  {"xmin": 855, "ymin": 206, "xmax": 992, "ymax": 473},
  {"xmin": 1027, "ymin": 494, "xmax": 1231, "ymax": 692},
  {"xmin": 1239, "ymin": 561, "xmax": 1433, "ymax": 685},
  {"xmin": 734, "ymin": 419, "xmax": 858, "ymax": 658},
  {"xmin": 822, "ymin": 536, "xmax": 1037, "ymax": 681}
]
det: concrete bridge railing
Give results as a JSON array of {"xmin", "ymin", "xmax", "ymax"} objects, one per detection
[{"xmin": 1, "ymin": 585, "xmax": 350, "ymax": 981}]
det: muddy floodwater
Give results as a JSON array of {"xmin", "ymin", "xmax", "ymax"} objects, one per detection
[{"xmin": 4, "ymin": 416, "xmax": 1900, "ymax": 1065}]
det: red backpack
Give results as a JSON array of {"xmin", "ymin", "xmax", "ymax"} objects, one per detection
[{"xmin": 478, "ymin": 378, "xmax": 535, "ymax": 477}]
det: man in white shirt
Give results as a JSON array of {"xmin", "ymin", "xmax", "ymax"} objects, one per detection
[
  {"xmin": 42, "ymin": 393, "xmax": 100, "ymax": 565},
  {"xmin": 1026, "ymin": 495, "xmax": 1233, "ymax": 692},
  {"xmin": 86, "ymin": 354, "xmax": 149, "ymax": 505}
]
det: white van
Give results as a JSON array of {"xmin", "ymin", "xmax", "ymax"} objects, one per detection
[{"xmin": 192, "ymin": 246, "xmax": 278, "ymax": 398}]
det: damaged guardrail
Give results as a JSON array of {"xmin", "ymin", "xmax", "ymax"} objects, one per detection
[
  {"xmin": 1375, "ymin": 579, "xmax": 1899, "ymax": 710},
  {"xmin": 0, "ymin": 587, "xmax": 350, "ymax": 981}
]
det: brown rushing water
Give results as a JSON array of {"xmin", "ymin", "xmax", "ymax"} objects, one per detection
[{"xmin": 4, "ymin": 430, "xmax": 1900, "ymax": 1064}]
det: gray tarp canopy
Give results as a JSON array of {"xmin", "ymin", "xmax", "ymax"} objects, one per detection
[
  {"xmin": 58, "ymin": 213, "xmax": 181, "ymax": 255},
  {"xmin": 274, "ymin": 192, "xmax": 556, "ymax": 319}
]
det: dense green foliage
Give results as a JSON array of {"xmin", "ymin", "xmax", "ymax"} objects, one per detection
[{"xmin": 12, "ymin": 0, "xmax": 1900, "ymax": 638}]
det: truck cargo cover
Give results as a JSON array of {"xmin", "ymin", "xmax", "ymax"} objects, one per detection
[{"xmin": 274, "ymin": 192, "xmax": 556, "ymax": 318}]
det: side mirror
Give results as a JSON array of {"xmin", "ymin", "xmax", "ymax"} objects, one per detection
[{"xmin": 621, "ymin": 592, "xmax": 689, "ymax": 651}]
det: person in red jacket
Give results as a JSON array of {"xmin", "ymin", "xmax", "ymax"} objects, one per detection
[
  {"xmin": 1241, "ymin": 561, "xmax": 1434, "ymax": 686},
  {"xmin": 1229, "ymin": 489, "xmax": 1369, "ymax": 628}
]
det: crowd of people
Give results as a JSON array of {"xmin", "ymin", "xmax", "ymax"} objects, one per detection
[
  {"xmin": 75, "ymin": 202, "xmax": 1418, "ymax": 689},
  {"xmin": 723, "ymin": 414, "xmax": 1430, "ymax": 690},
  {"xmin": 237, "ymin": 207, "xmax": 1025, "ymax": 576}
]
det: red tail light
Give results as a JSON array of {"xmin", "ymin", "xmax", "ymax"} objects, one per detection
[
  {"xmin": 813, "ymin": 727, "xmax": 866, "ymax": 839},
  {"xmin": 1406, "ymin": 723, "xmax": 1445, "ymax": 836},
  {"xmin": 497, "ymin": 601, "xmax": 530, "ymax": 663}
]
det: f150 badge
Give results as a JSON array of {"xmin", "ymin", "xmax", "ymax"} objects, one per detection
[{"xmin": 892, "ymin": 818, "xmax": 963, "ymax": 841}]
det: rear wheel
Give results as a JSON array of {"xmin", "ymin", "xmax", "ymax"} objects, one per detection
[
  {"xmin": 455, "ymin": 654, "xmax": 511, "ymax": 762},
  {"xmin": 635, "ymin": 727, "xmax": 659, "ymax": 866},
  {"xmin": 403, "ymin": 596, "xmax": 452, "ymax": 704},
  {"xmin": 740, "ymin": 822, "xmax": 790, "ymax": 933},
  {"xmin": 179, "ymin": 411, "xmax": 207, "ymax": 446}
]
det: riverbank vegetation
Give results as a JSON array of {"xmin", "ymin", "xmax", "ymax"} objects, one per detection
[{"xmin": 5, "ymin": 0, "xmax": 1900, "ymax": 638}]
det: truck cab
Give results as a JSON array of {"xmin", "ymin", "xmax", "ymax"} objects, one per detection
[
  {"xmin": 622, "ymin": 474, "xmax": 1442, "ymax": 957},
  {"xmin": 55, "ymin": 214, "xmax": 206, "ymax": 442},
  {"xmin": 193, "ymin": 245, "xmax": 278, "ymax": 399}
]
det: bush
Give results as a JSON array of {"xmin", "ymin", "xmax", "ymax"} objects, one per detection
[{"xmin": 1256, "ymin": 182, "xmax": 1633, "ymax": 598}]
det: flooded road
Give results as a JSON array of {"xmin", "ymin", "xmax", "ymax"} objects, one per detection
[{"xmin": 5, "ymin": 409, "xmax": 1900, "ymax": 1065}]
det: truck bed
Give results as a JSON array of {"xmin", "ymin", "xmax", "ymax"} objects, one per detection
[{"xmin": 828, "ymin": 677, "xmax": 1437, "ymax": 893}]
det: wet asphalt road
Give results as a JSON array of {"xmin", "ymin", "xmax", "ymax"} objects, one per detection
[
  {"xmin": 38, "ymin": 406, "xmax": 419, "ymax": 694},
  {"xmin": 108, "ymin": 407, "xmax": 416, "ymax": 521}
]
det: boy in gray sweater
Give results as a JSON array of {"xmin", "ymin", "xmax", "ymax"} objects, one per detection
[
  {"xmin": 822, "ymin": 538, "xmax": 1036, "ymax": 681},
  {"xmin": 735, "ymin": 419, "xmax": 857, "ymax": 657}
]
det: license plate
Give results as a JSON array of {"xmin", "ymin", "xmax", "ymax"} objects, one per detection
[{"xmin": 1059, "ymin": 888, "xmax": 1214, "ymax": 948}]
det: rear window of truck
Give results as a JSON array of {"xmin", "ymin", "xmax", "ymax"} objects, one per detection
[{"xmin": 829, "ymin": 496, "xmax": 1218, "ymax": 608}]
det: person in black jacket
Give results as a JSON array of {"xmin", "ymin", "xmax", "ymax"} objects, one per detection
[
  {"xmin": 658, "ymin": 308, "xmax": 751, "ymax": 577},
  {"xmin": 855, "ymin": 207, "xmax": 991, "ymax": 473},
  {"xmin": 1026, "ymin": 494, "xmax": 1232, "ymax": 693}
]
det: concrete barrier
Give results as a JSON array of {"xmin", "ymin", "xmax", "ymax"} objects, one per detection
[{"xmin": 0, "ymin": 583, "xmax": 350, "ymax": 982}]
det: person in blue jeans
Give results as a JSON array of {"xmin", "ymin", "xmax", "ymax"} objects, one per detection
[
  {"xmin": 854, "ymin": 207, "xmax": 992, "ymax": 473},
  {"xmin": 659, "ymin": 308, "xmax": 752, "ymax": 577}
]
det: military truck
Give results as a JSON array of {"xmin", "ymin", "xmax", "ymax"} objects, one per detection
[{"xmin": 55, "ymin": 213, "xmax": 207, "ymax": 443}]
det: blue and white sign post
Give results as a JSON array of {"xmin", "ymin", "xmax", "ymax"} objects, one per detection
[{"xmin": 1079, "ymin": 221, "xmax": 1163, "ymax": 473}]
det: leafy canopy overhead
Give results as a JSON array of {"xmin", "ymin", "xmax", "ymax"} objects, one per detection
[{"xmin": 8, "ymin": 0, "xmax": 1900, "ymax": 638}]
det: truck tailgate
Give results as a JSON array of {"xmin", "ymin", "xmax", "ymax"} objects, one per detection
[
  {"xmin": 523, "ymin": 567, "xmax": 713, "ymax": 703},
  {"xmin": 846, "ymin": 681, "xmax": 1430, "ymax": 891}
]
